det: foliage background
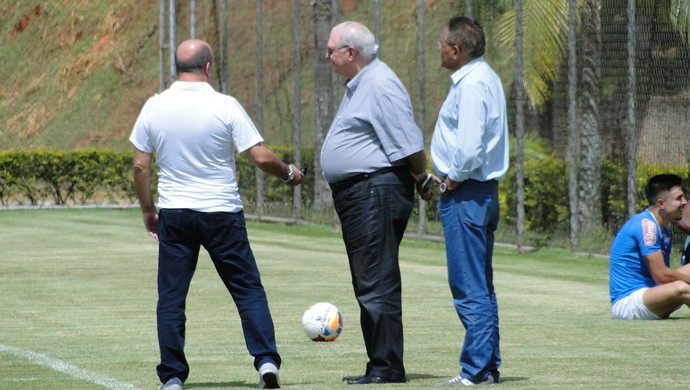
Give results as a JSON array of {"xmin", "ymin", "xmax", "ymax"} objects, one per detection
[{"xmin": 2, "ymin": 1, "xmax": 690, "ymax": 253}]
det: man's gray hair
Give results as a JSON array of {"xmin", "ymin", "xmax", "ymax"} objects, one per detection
[{"xmin": 333, "ymin": 21, "xmax": 379, "ymax": 61}]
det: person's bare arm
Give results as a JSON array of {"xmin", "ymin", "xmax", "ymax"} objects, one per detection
[
  {"xmin": 133, "ymin": 149, "xmax": 159, "ymax": 240},
  {"xmin": 243, "ymin": 143, "xmax": 304, "ymax": 186},
  {"xmin": 403, "ymin": 150, "xmax": 436, "ymax": 201},
  {"xmin": 646, "ymin": 250, "xmax": 690, "ymax": 284}
]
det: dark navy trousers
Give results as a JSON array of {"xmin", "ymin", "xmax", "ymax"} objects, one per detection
[
  {"xmin": 332, "ymin": 168, "xmax": 414, "ymax": 381},
  {"xmin": 155, "ymin": 209, "xmax": 281, "ymax": 383}
]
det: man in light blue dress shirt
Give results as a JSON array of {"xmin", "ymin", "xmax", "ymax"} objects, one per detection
[
  {"xmin": 431, "ymin": 16, "xmax": 509, "ymax": 387},
  {"xmin": 320, "ymin": 21, "xmax": 431, "ymax": 385}
]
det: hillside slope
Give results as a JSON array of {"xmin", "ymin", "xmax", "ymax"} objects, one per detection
[{"xmin": 0, "ymin": 0, "xmax": 464, "ymax": 152}]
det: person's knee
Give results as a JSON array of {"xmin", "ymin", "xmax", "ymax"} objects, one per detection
[{"xmin": 674, "ymin": 280, "xmax": 690, "ymax": 299}]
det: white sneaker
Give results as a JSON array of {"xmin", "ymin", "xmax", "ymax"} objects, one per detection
[
  {"xmin": 158, "ymin": 377, "xmax": 183, "ymax": 390},
  {"xmin": 435, "ymin": 374, "xmax": 495, "ymax": 386},
  {"xmin": 258, "ymin": 362, "xmax": 280, "ymax": 389}
]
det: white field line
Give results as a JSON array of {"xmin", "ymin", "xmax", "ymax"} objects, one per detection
[{"xmin": 0, "ymin": 344, "xmax": 143, "ymax": 390}]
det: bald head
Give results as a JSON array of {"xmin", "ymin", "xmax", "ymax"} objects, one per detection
[{"xmin": 175, "ymin": 39, "xmax": 213, "ymax": 77}]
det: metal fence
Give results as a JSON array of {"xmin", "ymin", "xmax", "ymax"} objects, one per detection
[{"xmin": 156, "ymin": 0, "xmax": 690, "ymax": 251}]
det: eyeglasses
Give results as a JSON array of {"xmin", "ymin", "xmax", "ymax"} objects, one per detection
[{"xmin": 327, "ymin": 45, "xmax": 350, "ymax": 57}]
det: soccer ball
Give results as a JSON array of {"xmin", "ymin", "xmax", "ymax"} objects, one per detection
[{"xmin": 301, "ymin": 302, "xmax": 343, "ymax": 342}]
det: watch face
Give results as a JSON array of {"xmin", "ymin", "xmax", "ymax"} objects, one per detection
[{"xmin": 439, "ymin": 183, "xmax": 447, "ymax": 193}]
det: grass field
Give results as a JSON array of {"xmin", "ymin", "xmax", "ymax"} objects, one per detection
[{"xmin": 1, "ymin": 208, "xmax": 689, "ymax": 389}]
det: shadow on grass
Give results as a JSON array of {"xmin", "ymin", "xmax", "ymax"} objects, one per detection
[
  {"xmin": 499, "ymin": 376, "xmax": 530, "ymax": 384},
  {"xmin": 185, "ymin": 382, "xmax": 246, "ymax": 389},
  {"xmin": 183, "ymin": 373, "xmax": 530, "ymax": 388}
]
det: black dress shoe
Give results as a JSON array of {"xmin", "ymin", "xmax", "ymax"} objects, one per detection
[
  {"xmin": 346, "ymin": 375, "xmax": 388, "ymax": 385},
  {"xmin": 346, "ymin": 375, "xmax": 406, "ymax": 385},
  {"xmin": 343, "ymin": 375, "xmax": 367, "ymax": 384}
]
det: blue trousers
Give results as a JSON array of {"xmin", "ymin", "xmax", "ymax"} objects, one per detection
[
  {"xmin": 439, "ymin": 180, "xmax": 501, "ymax": 383},
  {"xmin": 331, "ymin": 168, "xmax": 414, "ymax": 380},
  {"xmin": 155, "ymin": 209, "xmax": 281, "ymax": 384}
]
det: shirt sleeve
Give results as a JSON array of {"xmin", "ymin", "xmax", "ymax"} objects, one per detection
[
  {"xmin": 637, "ymin": 218, "xmax": 662, "ymax": 257},
  {"xmin": 447, "ymin": 84, "xmax": 487, "ymax": 182},
  {"xmin": 129, "ymin": 97, "xmax": 156, "ymax": 153},
  {"xmin": 370, "ymin": 83, "xmax": 424, "ymax": 162},
  {"xmin": 228, "ymin": 97, "xmax": 264, "ymax": 153}
]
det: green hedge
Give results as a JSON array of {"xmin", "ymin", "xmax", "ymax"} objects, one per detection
[
  {"xmin": 2, "ymin": 149, "xmax": 688, "ymax": 242},
  {"xmin": 0, "ymin": 150, "xmax": 135, "ymax": 206},
  {"xmin": 235, "ymin": 146, "xmax": 315, "ymax": 207},
  {"xmin": 0, "ymin": 148, "xmax": 313, "ymax": 207},
  {"xmin": 502, "ymin": 154, "xmax": 689, "ymax": 237}
]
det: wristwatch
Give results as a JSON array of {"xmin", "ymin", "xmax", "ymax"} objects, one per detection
[{"xmin": 282, "ymin": 165, "xmax": 295, "ymax": 183}]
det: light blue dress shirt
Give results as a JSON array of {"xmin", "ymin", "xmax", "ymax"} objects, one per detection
[
  {"xmin": 431, "ymin": 57, "xmax": 509, "ymax": 182},
  {"xmin": 320, "ymin": 58, "xmax": 424, "ymax": 183}
]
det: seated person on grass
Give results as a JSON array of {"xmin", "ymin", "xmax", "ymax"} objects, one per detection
[{"xmin": 609, "ymin": 174, "xmax": 690, "ymax": 320}]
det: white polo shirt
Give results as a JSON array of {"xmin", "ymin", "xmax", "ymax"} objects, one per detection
[{"xmin": 129, "ymin": 82, "xmax": 263, "ymax": 212}]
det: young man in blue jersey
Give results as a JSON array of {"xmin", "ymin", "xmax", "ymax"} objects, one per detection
[{"xmin": 609, "ymin": 174, "xmax": 690, "ymax": 320}]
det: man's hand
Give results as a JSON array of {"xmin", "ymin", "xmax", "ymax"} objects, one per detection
[
  {"xmin": 415, "ymin": 172, "xmax": 442, "ymax": 201},
  {"xmin": 442, "ymin": 177, "xmax": 462, "ymax": 193},
  {"xmin": 143, "ymin": 211, "xmax": 159, "ymax": 241},
  {"xmin": 284, "ymin": 164, "xmax": 305, "ymax": 187}
]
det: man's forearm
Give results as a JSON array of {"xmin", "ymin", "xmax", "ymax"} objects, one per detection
[
  {"xmin": 134, "ymin": 169, "xmax": 155, "ymax": 212},
  {"xmin": 133, "ymin": 150, "xmax": 156, "ymax": 213},
  {"xmin": 404, "ymin": 150, "xmax": 428, "ymax": 181}
]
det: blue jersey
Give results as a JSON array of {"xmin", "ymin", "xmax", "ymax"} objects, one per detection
[{"xmin": 609, "ymin": 209, "xmax": 672, "ymax": 304}]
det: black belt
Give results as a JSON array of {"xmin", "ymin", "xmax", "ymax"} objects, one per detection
[{"xmin": 329, "ymin": 166, "xmax": 405, "ymax": 193}]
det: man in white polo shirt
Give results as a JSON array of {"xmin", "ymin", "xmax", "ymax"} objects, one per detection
[{"xmin": 130, "ymin": 39, "xmax": 303, "ymax": 390}]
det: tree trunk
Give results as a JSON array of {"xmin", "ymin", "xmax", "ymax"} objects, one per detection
[
  {"xmin": 218, "ymin": 0, "xmax": 228, "ymax": 94},
  {"xmin": 168, "ymin": 0, "xmax": 176, "ymax": 83},
  {"xmin": 515, "ymin": 0, "xmax": 526, "ymax": 250},
  {"xmin": 625, "ymin": 0, "xmax": 637, "ymax": 219},
  {"xmin": 313, "ymin": 0, "xmax": 333, "ymax": 211},
  {"xmin": 159, "ymin": 0, "xmax": 166, "ymax": 92},
  {"xmin": 190, "ymin": 0, "xmax": 196, "ymax": 38},
  {"xmin": 415, "ymin": 0, "xmax": 427, "ymax": 236},
  {"xmin": 568, "ymin": 0, "xmax": 579, "ymax": 250},
  {"xmin": 292, "ymin": 0, "xmax": 303, "ymax": 221},
  {"xmin": 577, "ymin": 0, "xmax": 603, "ymax": 233},
  {"xmin": 255, "ymin": 0, "xmax": 265, "ymax": 217}
]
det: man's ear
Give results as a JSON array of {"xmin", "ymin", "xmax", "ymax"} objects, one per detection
[{"xmin": 656, "ymin": 197, "xmax": 665, "ymax": 209}]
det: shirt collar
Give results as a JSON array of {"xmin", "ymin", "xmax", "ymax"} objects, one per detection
[
  {"xmin": 345, "ymin": 57, "xmax": 381, "ymax": 90},
  {"xmin": 450, "ymin": 56, "xmax": 485, "ymax": 85},
  {"xmin": 170, "ymin": 81, "xmax": 214, "ymax": 91}
]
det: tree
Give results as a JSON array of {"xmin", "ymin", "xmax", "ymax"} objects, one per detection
[
  {"xmin": 312, "ymin": 0, "xmax": 333, "ymax": 211},
  {"xmin": 292, "ymin": 0, "xmax": 303, "ymax": 221},
  {"xmin": 217, "ymin": 0, "xmax": 228, "ymax": 94},
  {"xmin": 415, "ymin": 0, "xmax": 427, "ymax": 236},
  {"xmin": 514, "ymin": 0, "xmax": 526, "ymax": 249},
  {"xmin": 495, "ymin": 1, "xmax": 690, "ymax": 244},
  {"xmin": 625, "ymin": 0, "xmax": 636, "ymax": 219},
  {"xmin": 576, "ymin": 0, "xmax": 603, "ymax": 234},
  {"xmin": 568, "ymin": 0, "xmax": 579, "ymax": 249},
  {"xmin": 255, "ymin": 0, "xmax": 265, "ymax": 217}
]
